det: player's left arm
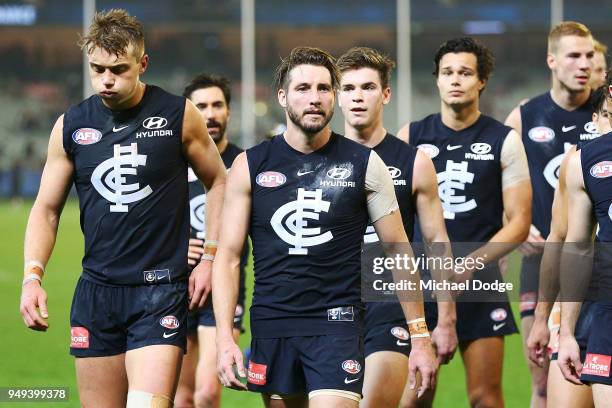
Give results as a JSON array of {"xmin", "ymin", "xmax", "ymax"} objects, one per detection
[
  {"xmin": 412, "ymin": 150, "xmax": 457, "ymax": 364},
  {"xmin": 558, "ymin": 151, "xmax": 595, "ymax": 384},
  {"xmin": 367, "ymin": 150, "xmax": 438, "ymax": 396},
  {"xmin": 468, "ymin": 130, "xmax": 531, "ymax": 264},
  {"xmin": 181, "ymin": 99, "xmax": 227, "ymax": 309}
]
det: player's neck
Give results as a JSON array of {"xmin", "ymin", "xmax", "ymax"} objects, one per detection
[
  {"xmin": 440, "ymin": 102, "xmax": 481, "ymax": 131},
  {"xmin": 344, "ymin": 121, "xmax": 386, "ymax": 148},
  {"xmin": 216, "ymin": 137, "xmax": 228, "ymax": 154},
  {"xmin": 549, "ymin": 83, "xmax": 590, "ymax": 111},
  {"xmin": 284, "ymin": 125, "xmax": 332, "ymax": 153}
]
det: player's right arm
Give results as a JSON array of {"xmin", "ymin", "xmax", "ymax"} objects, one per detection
[
  {"xmin": 20, "ymin": 115, "xmax": 74, "ymax": 331},
  {"xmin": 527, "ymin": 146, "xmax": 575, "ymax": 365},
  {"xmin": 558, "ymin": 150, "xmax": 595, "ymax": 384},
  {"xmin": 212, "ymin": 152, "xmax": 250, "ymax": 391}
]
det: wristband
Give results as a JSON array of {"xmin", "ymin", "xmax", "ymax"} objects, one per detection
[
  {"xmin": 407, "ymin": 317, "xmax": 429, "ymax": 337},
  {"xmin": 202, "ymin": 240, "xmax": 217, "ymax": 261},
  {"xmin": 24, "ymin": 260, "xmax": 45, "ymax": 278},
  {"xmin": 22, "ymin": 273, "xmax": 42, "ymax": 287}
]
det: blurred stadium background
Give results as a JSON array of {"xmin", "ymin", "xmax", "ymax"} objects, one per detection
[{"xmin": 0, "ymin": 0, "xmax": 610, "ymax": 406}]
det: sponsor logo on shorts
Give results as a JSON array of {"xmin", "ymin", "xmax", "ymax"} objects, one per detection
[
  {"xmin": 256, "ymin": 171, "xmax": 286, "ymax": 187},
  {"xmin": 391, "ymin": 326, "xmax": 410, "ymax": 341},
  {"xmin": 528, "ymin": 126, "xmax": 555, "ymax": 143},
  {"xmin": 71, "ymin": 327, "xmax": 89, "ymax": 348},
  {"xmin": 417, "ymin": 144, "xmax": 440, "ymax": 159},
  {"xmin": 163, "ymin": 332, "xmax": 178, "ymax": 339},
  {"xmin": 328, "ymin": 306, "xmax": 354, "ymax": 321},
  {"xmin": 342, "ymin": 360, "xmax": 361, "ymax": 375},
  {"xmin": 159, "ymin": 315, "xmax": 180, "ymax": 330},
  {"xmin": 72, "ymin": 128, "xmax": 102, "ymax": 145},
  {"xmin": 582, "ymin": 354, "xmax": 611, "ymax": 377},
  {"xmin": 490, "ymin": 308, "xmax": 507, "ymax": 322},
  {"xmin": 248, "ymin": 361, "xmax": 267, "ymax": 385},
  {"xmin": 493, "ymin": 323, "xmax": 506, "ymax": 331},
  {"xmin": 590, "ymin": 161, "xmax": 612, "ymax": 178},
  {"xmin": 143, "ymin": 269, "xmax": 170, "ymax": 284}
]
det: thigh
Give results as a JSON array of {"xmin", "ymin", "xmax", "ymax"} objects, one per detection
[
  {"xmin": 262, "ymin": 393, "xmax": 308, "ymax": 408},
  {"xmin": 175, "ymin": 332, "xmax": 198, "ymax": 407},
  {"xmin": 460, "ymin": 337, "xmax": 504, "ymax": 393},
  {"xmin": 456, "ymin": 301, "xmax": 518, "ymax": 342},
  {"xmin": 125, "ymin": 344, "xmax": 184, "ymax": 398},
  {"xmin": 196, "ymin": 326, "xmax": 221, "ymax": 387},
  {"xmin": 592, "ymin": 384, "xmax": 612, "ymax": 408},
  {"xmin": 309, "ymin": 393, "xmax": 359, "ymax": 408},
  {"xmin": 76, "ymin": 354, "xmax": 128, "ymax": 407},
  {"xmin": 547, "ymin": 360, "xmax": 593, "ymax": 408},
  {"xmin": 362, "ymin": 351, "xmax": 409, "ymax": 408}
]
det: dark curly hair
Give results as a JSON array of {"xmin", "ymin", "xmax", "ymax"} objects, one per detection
[
  {"xmin": 433, "ymin": 37, "xmax": 495, "ymax": 92},
  {"xmin": 183, "ymin": 73, "xmax": 231, "ymax": 106}
]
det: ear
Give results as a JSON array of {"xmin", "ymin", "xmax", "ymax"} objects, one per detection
[
  {"xmin": 546, "ymin": 52, "xmax": 555, "ymax": 70},
  {"xmin": 278, "ymin": 88, "xmax": 287, "ymax": 108},
  {"xmin": 478, "ymin": 78, "xmax": 486, "ymax": 92},
  {"xmin": 139, "ymin": 54, "xmax": 149, "ymax": 74},
  {"xmin": 593, "ymin": 112, "xmax": 599, "ymax": 123},
  {"xmin": 382, "ymin": 87, "xmax": 391, "ymax": 105}
]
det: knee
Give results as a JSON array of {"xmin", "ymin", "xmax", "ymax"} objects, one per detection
[
  {"xmin": 194, "ymin": 381, "xmax": 222, "ymax": 408},
  {"xmin": 468, "ymin": 386, "xmax": 503, "ymax": 408},
  {"xmin": 174, "ymin": 391, "xmax": 194, "ymax": 408}
]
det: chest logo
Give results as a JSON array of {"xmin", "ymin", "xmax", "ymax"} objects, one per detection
[
  {"xmin": 189, "ymin": 194, "xmax": 206, "ymax": 238},
  {"xmin": 256, "ymin": 171, "xmax": 286, "ymax": 187},
  {"xmin": 326, "ymin": 167, "xmax": 351, "ymax": 180},
  {"xmin": 72, "ymin": 128, "xmax": 102, "ymax": 145},
  {"xmin": 417, "ymin": 144, "xmax": 440, "ymax": 159},
  {"xmin": 590, "ymin": 161, "xmax": 612, "ymax": 179},
  {"xmin": 91, "ymin": 143, "xmax": 153, "ymax": 212},
  {"xmin": 528, "ymin": 126, "xmax": 555, "ymax": 143},
  {"xmin": 270, "ymin": 188, "xmax": 333, "ymax": 255},
  {"xmin": 143, "ymin": 117, "xmax": 168, "ymax": 130},
  {"xmin": 437, "ymin": 160, "xmax": 476, "ymax": 219},
  {"xmin": 543, "ymin": 142, "xmax": 572, "ymax": 188}
]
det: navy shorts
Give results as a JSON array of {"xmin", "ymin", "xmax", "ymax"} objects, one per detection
[
  {"xmin": 247, "ymin": 334, "xmax": 364, "ymax": 396},
  {"xmin": 581, "ymin": 303, "xmax": 612, "ymax": 385},
  {"xmin": 551, "ymin": 300, "xmax": 594, "ymax": 362},
  {"xmin": 69, "ymin": 277, "xmax": 188, "ymax": 357},
  {"xmin": 456, "ymin": 301, "xmax": 518, "ymax": 342},
  {"xmin": 186, "ymin": 303, "xmax": 245, "ymax": 334},
  {"xmin": 519, "ymin": 254, "xmax": 542, "ymax": 318}
]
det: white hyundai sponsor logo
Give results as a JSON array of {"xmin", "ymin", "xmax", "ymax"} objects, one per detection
[
  {"xmin": 470, "ymin": 143, "xmax": 491, "ymax": 154},
  {"xmin": 270, "ymin": 188, "xmax": 333, "ymax": 255},
  {"xmin": 584, "ymin": 121, "xmax": 598, "ymax": 134},
  {"xmin": 417, "ymin": 144, "xmax": 440, "ymax": 158},
  {"xmin": 326, "ymin": 167, "xmax": 351, "ymax": 180},
  {"xmin": 143, "ymin": 116, "xmax": 168, "ymax": 130},
  {"xmin": 91, "ymin": 143, "xmax": 153, "ymax": 212},
  {"xmin": 388, "ymin": 166, "xmax": 402, "ymax": 179}
]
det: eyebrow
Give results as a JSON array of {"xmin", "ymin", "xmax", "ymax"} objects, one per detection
[{"xmin": 89, "ymin": 62, "xmax": 130, "ymax": 69}]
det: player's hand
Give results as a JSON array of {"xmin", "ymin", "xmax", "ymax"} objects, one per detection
[
  {"xmin": 187, "ymin": 238, "xmax": 205, "ymax": 266},
  {"xmin": 20, "ymin": 280, "xmax": 49, "ymax": 331},
  {"xmin": 189, "ymin": 259, "xmax": 212, "ymax": 310},
  {"xmin": 519, "ymin": 226, "xmax": 545, "ymax": 256},
  {"xmin": 217, "ymin": 336, "xmax": 247, "ymax": 390},
  {"xmin": 408, "ymin": 337, "xmax": 438, "ymax": 398},
  {"xmin": 527, "ymin": 315, "xmax": 550, "ymax": 367},
  {"xmin": 557, "ymin": 333, "xmax": 583, "ymax": 385},
  {"xmin": 431, "ymin": 322, "xmax": 457, "ymax": 365}
]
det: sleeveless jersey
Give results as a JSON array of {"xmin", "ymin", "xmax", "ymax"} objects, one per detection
[
  {"xmin": 63, "ymin": 85, "xmax": 189, "ymax": 286},
  {"xmin": 521, "ymin": 92, "xmax": 596, "ymax": 237},
  {"xmin": 363, "ymin": 133, "xmax": 417, "ymax": 325},
  {"xmin": 247, "ymin": 133, "xmax": 371, "ymax": 338},
  {"xmin": 410, "ymin": 113, "xmax": 509, "ymax": 243},
  {"xmin": 188, "ymin": 142, "xmax": 247, "ymax": 304}
]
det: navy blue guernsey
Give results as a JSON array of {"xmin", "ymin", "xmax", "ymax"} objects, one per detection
[
  {"xmin": 63, "ymin": 85, "xmax": 189, "ymax": 286},
  {"xmin": 247, "ymin": 133, "xmax": 371, "ymax": 338},
  {"xmin": 581, "ymin": 134, "xmax": 612, "ymax": 299},
  {"xmin": 410, "ymin": 114, "xmax": 508, "ymax": 243},
  {"xmin": 364, "ymin": 133, "xmax": 417, "ymax": 325},
  {"xmin": 188, "ymin": 142, "xmax": 247, "ymax": 304},
  {"xmin": 521, "ymin": 92, "xmax": 596, "ymax": 238}
]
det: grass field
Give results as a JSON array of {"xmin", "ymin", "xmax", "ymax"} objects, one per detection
[{"xmin": 0, "ymin": 200, "xmax": 531, "ymax": 407}]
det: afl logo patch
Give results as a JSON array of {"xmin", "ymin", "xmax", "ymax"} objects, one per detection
[
  {"xmin": 256, "ymin": 171, "xmax": 286, "ymax": 187},
  {"xmin": 590, "ymin": 161, "xmax": 612, "ymax": 178},
  {"xmin": 159, "ymin": 315, "xmax": 180, "ymax": 329},
  {"xmin": 72, "ymin": 128, "xmax": 102, "ymax": 145},
  {"xmin": 417, "ymin": 144, "xmax": 440, "ymax": 159},
  {"xmin": 528, "ymin": 126, "xmax": 555, "ymax": 143},
  {"xmin": 391, "ymin": 326, "xmax": 410, "ymax": 340},
  {"xmin": 490, "ymin": 308, "xmax": 507, "ymax": 322},
  {"xmin": 342, "ymin": 360, "xmax": 361, "ymax": 374}
]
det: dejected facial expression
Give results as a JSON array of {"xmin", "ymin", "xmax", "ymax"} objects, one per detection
[
  {"xmin": 339, "ymin": 67, "xmax": 390, "ymax": 130},
  {"xmin": 549, "ymin": 35, "xmax": 594, "ymax": 92},
  {"xmin": 590, "ymin": 51, "xmax": 607, "ymax": 89},
  {"xmin": 88, "ymin": 44, "xmax": 147, "ymax": 109},
  {"xmin": 278, "ymin": 64, "xmax": 335, "ymax": 135},
  {"xmin": 189, "ymin": 86, "xmax": 230, "ymax": 142},
  {"xmin": 436, "ymin": 52, "xmax": 485, "ymax": 108}
]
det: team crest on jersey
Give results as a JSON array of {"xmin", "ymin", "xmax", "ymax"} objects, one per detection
[
  {"xmin": 187, "ymin": 167, "xmax": 198, "ymax": 182},
  {"xmin": 417, "ymin": 144, "xmax": 440, "ymax": 159},
  {"xmin": 270, "ymin": 188, "xmax": 333, "ymax": 255},
  {"xmin": 437, "ymin": 160, "xmax": 476, "ymax": 219},
  {"xmin": 189, "ymin": 193, "xmax": 206, "ymax": 239},
  {"xmin": 256, "ymin": 171, "xmax": 286, "ymax": 187},
  {"xmin": 590, "ymin": 161, "xmax": 612, "ymax": 178},
  {"xmin": 391, "ymin": 327, "xmax": 410, "ymax": 340},
  {"xmin": 490, "ymin": 308, "xmax": 507, "ymax": 322},
  {"xmin": 528, "ymin": 126, "xmax": 555, "ymax": 143},
  {"xmin": 72, "ymin": 128, "xmax": 102, "ymax": 145}
]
